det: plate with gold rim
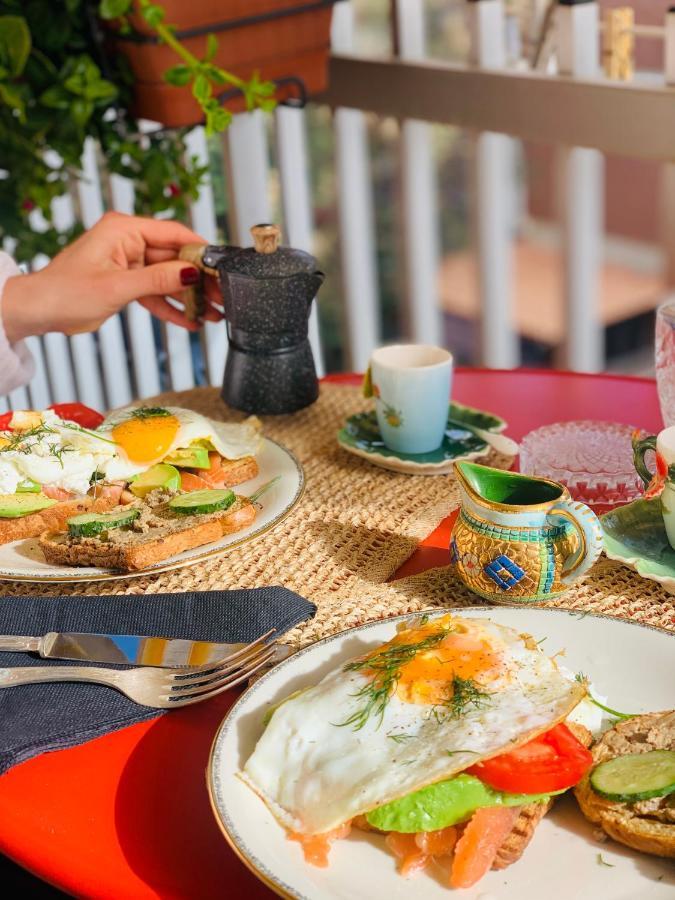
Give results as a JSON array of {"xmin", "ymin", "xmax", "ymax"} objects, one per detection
[
  {"xmin": 207, "ymin": 607, "xmax": 674, "ymax": 900},
  {"xmin": 337, "ymin": 402, "xmax": 511, "ymax": 475},
  {"xmin": 0, "ymin": 437, "xmax": 303, "ymax": 583}
]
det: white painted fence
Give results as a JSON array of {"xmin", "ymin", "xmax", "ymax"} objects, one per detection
[{"xmin": 3, "ymin": 0, "xmax": 674, "ymax": 410}]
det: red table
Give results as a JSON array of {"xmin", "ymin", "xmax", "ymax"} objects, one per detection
[{"xmin": 0, "ymin": 369, "xmax": 663, "ymax": 899}]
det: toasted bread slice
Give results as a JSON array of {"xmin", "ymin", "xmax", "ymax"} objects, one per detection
[
  {"xmin": 575, "ymin": 711, "xmax": 675, "ymax": 858},
  {"xmin": 0, "ymin": 493, "xmax": 122, "ymax": 545},
  {"xmin": 38, "ymin": 495, "xmax": 256, "ymax": 572},
  {"xmin": 217, "ymin": 455, "xmax": 259, "ymax": 487},
  {"xmin": 491, "ymin": 721, "xmax": 593, "ymax": 870}
]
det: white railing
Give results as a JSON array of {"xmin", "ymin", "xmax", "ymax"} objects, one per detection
[{"xmin": 4, "ymin": 0, "xmax": 675, "ymax": 411}]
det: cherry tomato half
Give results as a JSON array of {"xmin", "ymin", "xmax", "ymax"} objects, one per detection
[
  {"xmin": 466, "ymin": 723, "xmax": 593, "ymax": 794},
  {"xmin": 48, "ymin": 403, "xmax": 104, "ymax": 429},
  {"xmin": 0, "ymin": 412, "xmax": 12, "ymax": 431}
]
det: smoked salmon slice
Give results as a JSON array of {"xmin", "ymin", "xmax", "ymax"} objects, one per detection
[
  {"xmin": 288, "ymin": 821, "xmax": 352, "ymax": 867},
  {"xmin": 450, "ymin": 805, "xmax": 521, "ymax": 889}
]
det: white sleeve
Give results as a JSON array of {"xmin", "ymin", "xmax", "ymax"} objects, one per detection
[{"xmin": 0, "ymin": 252, "xmax": 35, "ymax": 396}]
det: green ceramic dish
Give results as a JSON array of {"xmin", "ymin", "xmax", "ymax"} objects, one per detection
[
  {"xmin": 337, "ymin": 402, "xmax": 507, "ymax": 475},
  {"xmin": 601, "ymin": 498, "xmax": 675, "ymax": 594}
]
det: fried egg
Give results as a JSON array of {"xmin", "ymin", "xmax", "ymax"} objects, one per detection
[
  {"xmin": 0, "ymin": 409, "xmax": 116, "ymax": 495},
  {"xmin": 97, "ymin": 406, "xmax": 262, "ymax": 480},
  {"xmin": 242, "ymin": 615, "xmax": 586, "ymax": 835}
]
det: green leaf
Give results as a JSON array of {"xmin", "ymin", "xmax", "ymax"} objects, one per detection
[
  {"xmin": 142, "ymin": 4, "xmax": 165, "ymax": 28},
  {"xmin": 0, "ymin": 82, "xmax": 25, "ymax": 120},
  {"xmin": 39, "ymin": 85, "xmax": 71, "ymax": 109},
  {"xmin": 71, "ymin": 98, "xmax": 94, "ymax": 127},
  {"xmin": 99, "ymin": 0, "xmax": 132, "ymax": 18},
  {"xmin": 0, "ymin": 16, "xmax": 31, "ymax": 77},
  {"xmin": 192, "ymin": 73, "xmax": 211, "ymax": 102},
  {"xmin": 205, "ymin": 33, "xmax": 218, "ymax": 62},
  {"xmin": 164, "ymin": 64, "xmax": 192, "ymax": 87}
]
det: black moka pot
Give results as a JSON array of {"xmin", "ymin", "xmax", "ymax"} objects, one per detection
[{"xmin": 181, "ymin": 224, "xmax": 324, "ymax": 415}]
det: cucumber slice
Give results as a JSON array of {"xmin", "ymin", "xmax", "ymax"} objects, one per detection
[
  {"xmin": 168, "ymin": 489, "xmax": 236, "ymax": 516},
  {"xmin": 590, "ymin": 750, "xmax": 675, "ymax": 802},
  {"xmin": 0, "ymin": 493, "xmax": 56, "ymax": 517},
  {"xmin": 67, "ymin": 507, "xmax": 140, "ymax": 537},
  {"xmin": 129, "ymin": 463, "xmax": 181, "ymax": 498},
  {"xmin": 16, "ymin": 479, "xmax": 41, "ymax": 494}
]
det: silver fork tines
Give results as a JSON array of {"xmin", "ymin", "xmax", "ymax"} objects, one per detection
[{"xmin": 0, "ymin": 632, "xmax": 278, "ymax": 709}]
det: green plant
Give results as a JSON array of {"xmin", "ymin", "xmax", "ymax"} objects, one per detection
[{"xmin": 0, "ymin": 1, "xmax": 277, "ymax": 263}]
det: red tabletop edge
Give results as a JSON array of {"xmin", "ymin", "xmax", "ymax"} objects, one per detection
[{"xmin": 0, "ymin": 369, "xmax": 663, "ymax": 899}]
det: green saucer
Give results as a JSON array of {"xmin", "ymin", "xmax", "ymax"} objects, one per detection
[
  {"xmin": 337, "ymin": 402, "xmax": 507, "ymax": 475},
  {"xmin": 602, "ymin": 498, "xmax": 675, "ymax": 594}
]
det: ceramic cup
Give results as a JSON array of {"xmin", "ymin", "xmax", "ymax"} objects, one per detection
[
  {"xmin": 370, "ymin": 344, "xmax": 453, "ymax": 454},
  {"xmin": 633, "ymin": 426, "xmax": 675, "ymax": 548}
]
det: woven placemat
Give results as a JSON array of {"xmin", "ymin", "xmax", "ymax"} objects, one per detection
[{"xmin": 3, "ymin": 383, "xmax": 673, "ymax": 644}]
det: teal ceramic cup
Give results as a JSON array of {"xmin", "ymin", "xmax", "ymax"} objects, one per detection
[{"xmin": 370, "ymin": 344, "xmax": 453, "ymax": 454}]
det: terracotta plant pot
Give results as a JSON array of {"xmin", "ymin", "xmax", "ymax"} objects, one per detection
[{"xmin": 105, "ymin": 0, "xmax": 338, "ymax": 128}]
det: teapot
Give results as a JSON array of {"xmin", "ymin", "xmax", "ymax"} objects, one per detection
[
  {"xmin": 181, "ymin": 224, "xmax": 324, "ymax": 415},
  {"xmin": 451, "ymin": 461, "xmax": 603, "ymax": 604}
]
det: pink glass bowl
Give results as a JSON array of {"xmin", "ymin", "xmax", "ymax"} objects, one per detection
[{"xmin": 519, "ymin": 420, "xmax": 645, "ymax": 514}]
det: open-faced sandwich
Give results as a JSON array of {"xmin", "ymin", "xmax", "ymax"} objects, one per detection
[
  {"xmin": 241, "ymin": 614, "xmax": 598, "ymax": 890},
  {"xmin": 575, "ymin": 710, "xmax": 675, "ymax": 858},
  {"xmin": 39, "ymin": 486, "xmax": 256, "ymax": 572},
  {"xmin": 0, "ymin": 402, "xmax": 262, "ymax": 561}
]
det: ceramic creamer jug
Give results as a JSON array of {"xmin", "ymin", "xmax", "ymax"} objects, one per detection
[
  {"xmin": 451, "ymin": 461, "xmax": 603, "ymax": 604},
  {"xmin": 182, "ymin": 224, "xmax": 324, "ymax": 415}
]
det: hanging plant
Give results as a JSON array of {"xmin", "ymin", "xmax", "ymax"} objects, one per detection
[{"xmin": 0, "ymin": 0, "xmax": 280, "ymax": 263}]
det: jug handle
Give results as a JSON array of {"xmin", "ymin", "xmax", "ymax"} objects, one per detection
[
  {"xmin": 547, "ymin": 499, "xmax": 604, "ymax": 585},
  {"xmin": 631, "ymin": 432, "xmax": 657, "ymax": 486}
]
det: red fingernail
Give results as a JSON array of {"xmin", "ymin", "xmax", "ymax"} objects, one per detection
[{"xmin": 180, "ymin": 267, "xmax": 200, "ymax": 286}]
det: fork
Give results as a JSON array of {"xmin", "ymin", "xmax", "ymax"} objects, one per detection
[{"xmin": 0, "ymin": 630, "xmax": 277, "ymax": 709}]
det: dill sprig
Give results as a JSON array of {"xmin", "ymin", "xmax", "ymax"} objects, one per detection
[
  {"xmin": 575, "ymin": 672, "xmax": 634, "ymax": 719},
  {"xmin": 338, "ymin": 626, "xmax": 453, "ymax": 731},
  {"xmin": 433, "ymin": 676, "xmax": 492, "ymax": 723},
  {"xmin": 388, "ymin": 733, "xmax": 414, "ymax": 743},
  {"xmin": 0, "ymin": 424, "xmax": 57, "ymax": 454},
  {"xmin": 60, "ymin": 423, "xmax": 116, "ymax": 445},
  {"xmin": 48, "ymin": 443, "xmax": 75, "ymax": 469},
  {"xmin": 131, "ymin": 407, "xmax": 171, "ymax": 419}
]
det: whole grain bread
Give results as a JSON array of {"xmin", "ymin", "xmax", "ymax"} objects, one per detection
[
  {"xmin": 574, "ymin": 711, "xmax": 675, "ymax": 858},
  {"xmin": 0, "ymin": 493, "xmax": 122, "ymax": 545},
  {"xmin": 38, "ymin": 494, "xmax": 256, "ymax": 572},
  {"xmin": 216, "ymin": 455, "xmax": 259, "ymax": 487},
  {"xmin": 491, "ymin": 721, "xmax": 593, "ymax": 870}
]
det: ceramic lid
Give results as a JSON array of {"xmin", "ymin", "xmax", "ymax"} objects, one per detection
[{"xmin": 205, "ymin": 224, "xmax": 319, "ymax": 278}]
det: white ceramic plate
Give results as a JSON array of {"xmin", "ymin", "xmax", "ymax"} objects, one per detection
[
  {"xmin": 208, "ymin": 607, "xmax": 675, "ymax": 900},
  {"xmin": 0, "ymin": 437, "xmax": 304, "ymax": 583}
]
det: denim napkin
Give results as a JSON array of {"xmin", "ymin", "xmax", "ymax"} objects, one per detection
[{"xmin": 0, "ymin": 587, "xmax": 315, "ymax": 774}]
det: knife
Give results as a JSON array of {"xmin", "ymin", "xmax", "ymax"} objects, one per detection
[{"xmin": 0, "ymin": 632, "xmax": 285, "ymax": 668}]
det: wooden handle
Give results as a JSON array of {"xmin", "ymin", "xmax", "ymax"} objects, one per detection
[
  {"xmin": 251, "ymin": 223, "xmax": 281, "ymax": 254},
  {"xmin": 178, "ymin": 243, "xmax": 207, "ymax": 268}
]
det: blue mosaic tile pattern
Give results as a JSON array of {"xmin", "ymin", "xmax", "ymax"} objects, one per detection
[{"xmin": 484, "ymin": 554, "xmax": 526, "ymax": 590}]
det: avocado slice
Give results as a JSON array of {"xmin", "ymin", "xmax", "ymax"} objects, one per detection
[
  {"xmin": 0, "ymin": 493, "xmax": 57, "ymax": 518},
  {"xmin": 163, "ymin": 447, "xmax": 211, "ymax": 469},
  {"xmin": 129, "ymin": 464, "xmax": 181, "ymax": 498}
]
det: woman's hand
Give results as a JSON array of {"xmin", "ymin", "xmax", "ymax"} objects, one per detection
[{"xmin": 1, "ymin": 212, "xmax": 223, "ymax": 343}]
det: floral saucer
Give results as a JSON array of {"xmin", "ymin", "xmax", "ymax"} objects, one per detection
[
  {"xmin": 337, "ymin": 402, "xmax": 510, "ymax": 475},
  {"xmin": 601, "ymin": 498, "xmax": 675, "ymax": 594}
]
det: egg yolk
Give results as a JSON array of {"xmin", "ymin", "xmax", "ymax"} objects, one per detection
[
  {"xmin": 112, "ymin": 414, "xmax": 180, "ymax": 464},
  {"xmin": 363, "ymin": 617, "xmax": 507, "ymax": 707}
]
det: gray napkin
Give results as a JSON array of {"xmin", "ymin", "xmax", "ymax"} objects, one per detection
[{"xmin": 0, "ymin": 587, "xmax": 315, "ymax": 774}]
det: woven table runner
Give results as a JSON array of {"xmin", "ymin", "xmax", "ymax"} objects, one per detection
[{"xmin": 3, "ymin": 384, "xmax": 673, "ymax": 643}]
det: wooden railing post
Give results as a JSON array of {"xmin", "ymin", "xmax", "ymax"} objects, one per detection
[
  {"xmin": 467, "ymin": 0, "xmax": 519, "ymax": 369},
  {"xmin": 556, "ymin": 0, "xmax": 604, "ymax": 373},
  {"xmin": 332, "ymin": 1, "xmax": 380, "ymax": 371},
  {"xmin": 392, "ymin": 0, "xmax": 442, "ymax": 347}
]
